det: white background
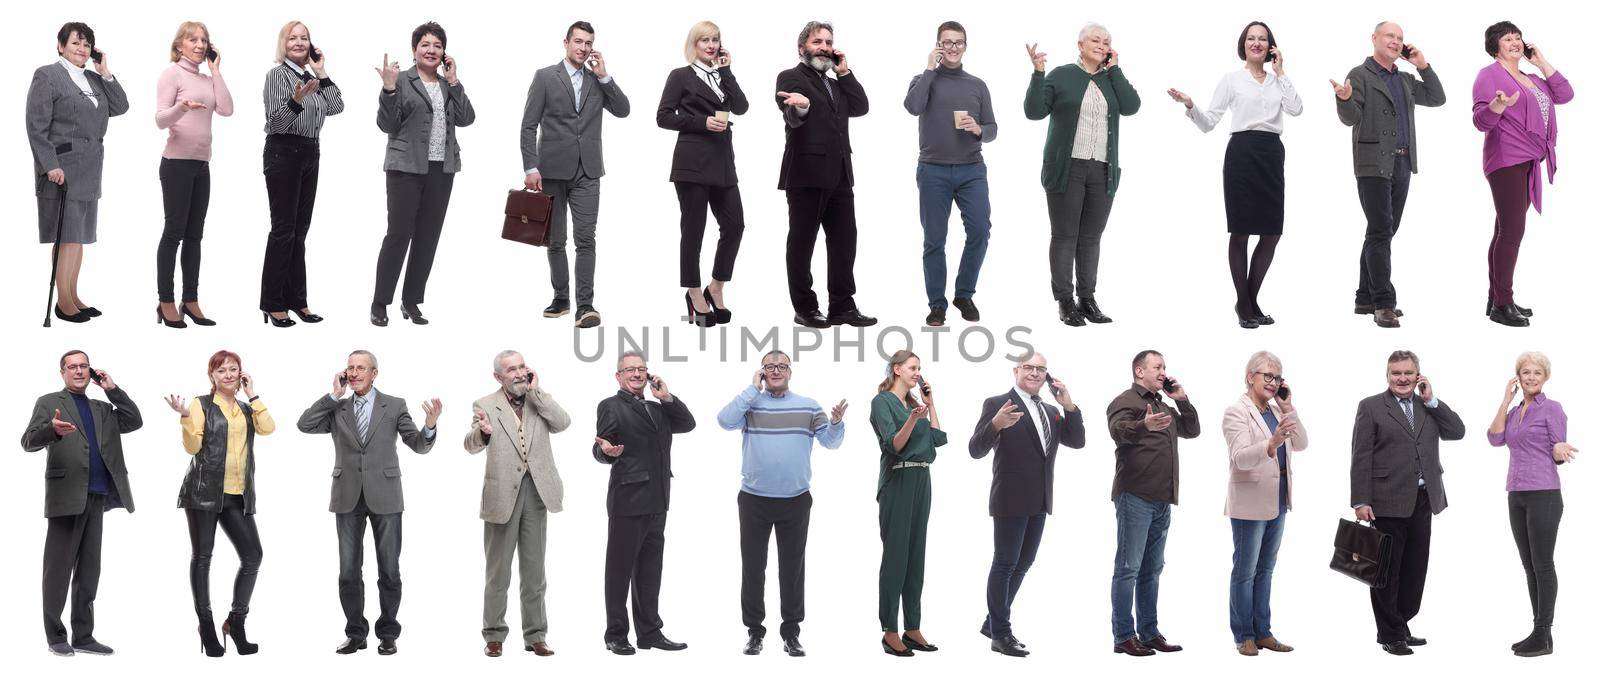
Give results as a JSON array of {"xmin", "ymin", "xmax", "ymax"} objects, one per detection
[{"xmin": 7, "ymin": 0, "xmax": 1593, "ymax": 676}]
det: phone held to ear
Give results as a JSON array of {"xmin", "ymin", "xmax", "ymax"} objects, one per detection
[
  {"xmin": 1276, "ymin": 384, "xmax": 1290, "ymax": 399},
  {"xmin": 338, "ymin": 374, "xmax": 349, "ymax": 387},
  {"xmin": 87, "ymin": 365, "xmax": 103, "ymax": 385},
  {"xmin": 1160, "ymin": 376, "xmax": 1178, "ymax": 394},
  {"xmin": 1044, "ymin": 371, "xmax": 1062, "ymax": 397},
  {"xmin": 205, "ymin": 44, "xmax": 218, "ymax": 62},
  {"xmin": 647, "ymin": 373, "xmax": 662, "ymax": 390},
  {"xmin": 915, "ymin": 375, "xmax": 931, "ymax": 397},
  {"xmin": 308, "ymin": 42, "xmax": 322, "ymax": 61},
  {"xmin": 90, "ymin": 48, "xmax": 104, "ymax": 63},
  {"xmin": 1400, "ymin": 44, "xmax": 1413, "ymax": 59},
  {"xmin": 1265, "ymin": 47, "xmax": 1276, "ymax": 63},
  {"xmin": 1524, "ymin": 44, "xmax": 1536, "ymax": 58}
]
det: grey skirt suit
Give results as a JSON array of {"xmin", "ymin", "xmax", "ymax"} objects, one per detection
[{"xmin": 25, "ymin": 61, "xmax": 128, "ymax": 243}]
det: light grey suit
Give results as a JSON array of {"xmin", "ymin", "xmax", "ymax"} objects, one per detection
[
  {"xmin": 377, "ymin": 67, "xmax": 476, "ymax": 175},
  {"xmin": 466, "ymin": 388, "xmax": 571, "ymax": 644},
  {"xmin": 26, "ymin": 62, "xmax": 129, "ymax": 243},
  {"xmin": 520, "ymin": 61, "xmax": 630, "ymax": 309}
]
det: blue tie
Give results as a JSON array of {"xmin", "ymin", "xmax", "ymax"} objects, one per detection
[{"xmin": 356, "ymin": 397, "xmax": 371, "ymax": 444}]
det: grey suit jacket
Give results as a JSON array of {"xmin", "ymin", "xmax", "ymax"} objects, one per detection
[
  {"xmin": 465, "ymin": 389, "xmax": 571, "ymax": 523},
  {"xmin": 520, "ymin": 62, "xmax": 631, "ymax": 180},
  {"xmin": 21, "ymin": 387, "xmax": 142, "ymax": 518},
  {"xmin": 26, "ymin": 63, "xmax": 130, "ymax": 200},
  {"xmin": 1349, "ymin": 391, "xmax": 1466, "ymax": 518},
  {"xmin": 1335, "ymin": 58, "xmax": 1445, "ymax": 177},
  {"xmin": 298, "ymin": 389, "xmax": 434, "ymax": 515},
  {"xmin": 376, "ymin": 67, "xmax": 476, "ymax": 174}
]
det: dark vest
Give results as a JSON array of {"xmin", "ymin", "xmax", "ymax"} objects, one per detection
[{"xmin": 176, "ymin": 395, "xmax": 257, "ymax": 514}]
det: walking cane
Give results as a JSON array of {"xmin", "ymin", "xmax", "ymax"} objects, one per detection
[{"xmin": 43, "ymin": 179, "xmax": 68, "ymax": 328}]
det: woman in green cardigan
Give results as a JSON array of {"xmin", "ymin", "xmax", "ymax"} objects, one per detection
[
  {"xmin": 1024, "ymin": 23, "xmax": 1141, "ymax": 327},
  {"xmin": 869, "ymin": 350, "xmax": 947, "ymax": 656}
]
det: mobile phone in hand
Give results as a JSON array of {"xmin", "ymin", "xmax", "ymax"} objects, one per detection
[
  {"xmin": 87, "ymin": 365, "xmax": 103, "ymax": 385},
  {"xmin": 308, "ymin": 42, "xmax": 322, "ymax": 61},
  {"xmin": 1160, "ymin": 376, "xmax": 1177, "ymax": 394},
  {"xmin": 205, "ymin": 44, "xmax": 218, "ymax": 62},
  {"xmin": 90, "ymin": 48, "xmax": 104, "ymax": 63},
  {"xmin": 647, "ymin": 373, "xmax": 662, "ymax": 390},
  {"xmin": 1044, "ymin": 371, "xmax": 1062, "ymax": 397},
  {"xmin": 338, "ymin": 373, "xmax": 349, "ymax": 387},
  {"xmin": 915, "ymin": 375, "xmax": 931, "ymax": 397},
  {"xmin": 1400, "ymin": 45, "xmax": 1413, "ymax": 59},
  {"xmin": 1276, "ymin": 384, "xmax": 1291, "ymax": 399}
]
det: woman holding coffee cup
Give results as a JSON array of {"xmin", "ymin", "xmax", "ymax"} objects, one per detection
[{"xmin": 656, "ymin": 20, "xmax": 749, "ymax": 327}]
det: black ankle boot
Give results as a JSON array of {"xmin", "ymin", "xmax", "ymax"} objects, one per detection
[
  {"xmin": 224, "ymin": 611, "xmax": 259, "ymax": 655},
  {"xmin": 198, "ymin": 612, "xmax": 225, "ymax": 657},
  {"xmin": 1514, "ymin": 626, "xmax": 1552, "ymax": 657}
]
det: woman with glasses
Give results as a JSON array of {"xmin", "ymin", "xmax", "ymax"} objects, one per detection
[
  {"xmin": 869, "ymin": 350, "xmax": 945, "ymax": 656},
  {"xmin": 27, "ymin": 22, "xmax": 128, "ymax": 324},
  {"xmin": 1220, "ymin": 351, "xmax": 1306, "ymax": 655}
]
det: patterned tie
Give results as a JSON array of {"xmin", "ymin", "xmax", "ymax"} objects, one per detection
[
  {"xmin": 1400, "ymin": 398, "xmax": 1415, "ymax": 432},
  {"xmin": 823, "ymin": 77, "xmax": 835, "ymax": 103},
  {"xmin": 356, "ymin": 397, "xmax": 371, "ymax": 444},
  {"xmin": 1031, "ymin": 395, "xmax": 1050, "ymax": 447},
  {"xmin": 572, "ymin": 69, "xmax": 583, "ymax": 112}
]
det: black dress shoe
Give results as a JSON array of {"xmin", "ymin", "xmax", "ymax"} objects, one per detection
[
  {"xmin": 978, "ymin": 623, "xmax": 1026, "ymax": 648},
  {"xmin": 1404, "ymin": 635, "xmax": 1427, "ymax": 646},
  {"xmin": 1235, "ymin": 302, "xmax": 1260, "ymax": 329},
  {"xmin": 901, "ymin": 634, "xmax": 938, "ymax": 652},
  {"xmin": 827, "ymin": 309, "xmax": 878, "ymax": 327},
  {"xmin": 992, "ymin": 634, "xmax": 1029, "ymax": 657},
  {"xmin": 370, "ymin": 304, "xmax": 389, "ymax": 327},
  {"xmin": 1382, "ymin": 640, "xmax": 1414, "ymax": 655},
  {"xmin": 262, "ymin": 311, "xmax": 296, "ymax": 328},
  {"xmin": 335, "ymin": 637, "xmax": 367, "ymax": 654},
  {"xmin": 926, "ymin": 308, "xmax": 946, "ymax": 327},
  {"xmin": 377, "ymin": 639, "xmax": 397, "ymax": 655},
  {"xmin": 704, "ymin": 288, "xmax": 731, "ymax": 324},
  {"xmin": 794, "ymin": 310, "xmax": 829, "ymax": 328},
  {"xmin": 743, "ymin": 635, "xmax": 762, "ymax": 655},
  {"xmin": 80, "ymin": 306, "xmax": 102, "ymax": 317},
  {"xmin": 291, "ymin": 308, "xmax": 324, "ymax": 323},
  {"xmin": 1354, "ymin": 303, "xmax": 1404, "ymax": 317},
  {"xmin": 576, "ymin": 306, "xmax": 603, "ymax": 329},
  {"xmin": 1077, "ymin": 296, "xmax": 1113, "ymax": 323},
  {"xmin": 953, "ymin": 297, "xmax": 980, "ymax": 321},
  {"xmin": 182, "ymin": 304, "xmax": 217, "ymax": 326},
  {"xmin": 543, "ymin": 299, "xmax": 570, "ymax": 318},
  {"xmin": 638, "ymin": 636, "xmax": 687, "ymax": 651},
  {"xmin": 156, "ymin": 305, "xmax": 187, "ymax": 328},
  {"xmin": 1489, "ymin": 304, "xmax": 1530, "ymax": 327},
  {"xmin": 881, "ymin": 639, "xmax": 914, "ymax": 657},
  {"xmin": 684, "ymin": 291, "xmax": 716, "ymax": 327},
  {"xmin": 1059, "ymin": 299, "xmax": 1086, "ymax": 327},
  {"xmin": 1113, "ymin": 638, "xmax": 1155, "ymax": 656},
  {"xmin": 1486, "ymin": 298, "xmax": 1533, "ymax": 318},
  {"xmin": 54, "ymin": 305, "xmax": 92, "ymax": 323},
  {"xmin": 782, "ymin": 636, "xmax": 806, "ymax": 657},
  {"xmin": 605, "ymin": 639, "xmax": 636, "ymax": 655},
  {"xmin": 400, "ymin": 303, "xmax": 429, "ymax": 325}
]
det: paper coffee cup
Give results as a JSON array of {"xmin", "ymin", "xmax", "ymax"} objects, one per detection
[
  {"xmin": 954, "ymin": 110, "xmax": 969, "ymax": 129},
  {"xmin": 715, "ymin": 110, "xmax": 729, "ymax": 122}
]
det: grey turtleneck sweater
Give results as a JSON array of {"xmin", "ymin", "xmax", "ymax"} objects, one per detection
[{"xmin": 903, "ymin": 64, "xmax": 997, "ymax": 165}]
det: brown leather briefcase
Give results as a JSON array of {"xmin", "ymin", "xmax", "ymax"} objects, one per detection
[{"xmin": 502, "ymin": 189, "xmax": 553, "ymax": 247}]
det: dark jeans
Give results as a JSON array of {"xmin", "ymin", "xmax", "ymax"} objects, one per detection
[
  {"xmin": 785, "ymin": 180, "xmax": 858, "ymax": 316},
  {"xmin": 544, "ymin": 174, "xmax": 600, "ymax": 307},
  {"xmin": 676, "ymin": 182, "xmax": 745, "ymax": 288},
  {"xmin": 1046, "ymin": 159, "xmax": 1114, "ymax": 301},
  {"xmin": 1229, "ymin": 513, "xmax": 1286, "ymax": 643},
  {"xmin": 1508, "ymin": 489, "xmax": 1562, "ymax": 627},
  {"xmin": 260, "ymin": 135, "xmax": 320, "ymax": 312},
  {"xmin": 984, "ymin": 513, "xmax": 1046, "ymax": 638},
  {"xmin": 1111, "ymin": 492, "xmax": 1169, "ymax": 643},
  {"xmin": 157, "ymin": 158, "xmax": 210, "ymax": 303},
  {"xmin": 1370, "ymin": 488, "xmax": 1431, "ymax": 643},
  {"xmin": 1354, "ymin": 155, "xmax": 1412, "ymax": 309},
  {"xmin": 738, "ymin": 491, "xmax": 811, "ymax": 639},
  {"xmin": 337, "ymin": 493, "xmax": 403, "ymax": 640},
  {"xmin": 1487, "ymin": 161, "xmax": 1534, "ymax": 306},
  {"xmin": 917, "ymin": 161, "xmax": 991, "ymax": 310},
  {"xmin": 42, "ymin": 494, "xmax": 103, "ymax": 645},
  {"xmin": 185, "ymin": 494, "xmax": 263, "ymax": 617},
  {"xmin": 374, "ymin": 162, "xmax": 454, "ymax": 306},
  {"xmin": 604, "ymin": 512, "xmax": 667, "ymax": 644}
]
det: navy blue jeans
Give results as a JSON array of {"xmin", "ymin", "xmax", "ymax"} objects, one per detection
[
  {"xmin": 916, "ymin": 162, "xmax": 991, "ymax": 310},
  {"xmin": 1229, "ymin": 513, "xmax": 1285, "ymax": 643},
  {"xmin": 1111, "ymin": 492, "xmax": 1170, "ymax": 643},
  {"xmin": 983, "ymin": 513, "xmax": 1046, "ymax": 638}
]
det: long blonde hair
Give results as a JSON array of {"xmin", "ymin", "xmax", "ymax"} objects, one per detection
[
  {"xmin": 877, "ymin": 350, "xmax": 921, "ymax": 408},
  {"xmin": 275, "ymin": 21, "xmax": 309, "ymax": 64},
  {"xmin": 684, "ymin": 21, "xmax": 720, "ymax": 64},
  {"xmin": 169, "ymin": 21, "xmax": 210, "ymax": 62}
]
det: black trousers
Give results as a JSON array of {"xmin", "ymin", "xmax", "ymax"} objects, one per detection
[
  {"xmin": 604, "ymin": 512, "xmax": 667, "ymax": 643},
  {"xmin": 1370, "ymin": 488, "xmax": 1431, "ymax": 643},
  {"xmin": 676, "ymin": 182, "xmax": 745, "ymax": 288},
  {"xmin": 157, "ymin": 158, "xmax": 210, "ymax": 303},
  {"xmin": 374, "ymin": 162, "xmax": 454, "ymax": 306},
  {"xmin": 186, "ymin": 494, "xmax": 264, "ymax": 617},
  {"xmin": 1354, "ymin": 155, "xmax": 1412, "ymax": 309},
  {"xmin": 738, "ymin": 491, "xmax": 811, "ymax": 639},
  {"xmin": 337, "ymin": 493, "xmax": 404, "ymax": 640},
  {"xmin": 259, "ymin": 135, "xmax": 320, "ymax": 312},
  {"xmin": 1508, "ymin": 489, "xmax": 1562, "ymax": 628},
  {"xmin": 42, "ymin": 494, "xmax": 104, "ymax": 645},
  {"xmin": 984, "ymin": 513, "xmax": 1047, "ymax": 638},
  {"xmin": 785, "ymin": 179, "xmax": 858, "ymax": 316}
]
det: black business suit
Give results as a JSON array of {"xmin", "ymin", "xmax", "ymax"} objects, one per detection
[
  {"xmin": 968, "ymin": 388, "xmax": 1085, "ymax": 639},
  {"xmin": 1349, "ymin": 390, "xmax": 1466, "ymax": 644},
  {"xmin": 775, "ymin": 63, "xmax": 868, "ymax": 316},
  {"xmin": 593, "ymin": 390, "xmax": 696, "ymax": 645},
  {"xmin": 657, "ymin": 64, "xmax": 750, "ymax": 289}
]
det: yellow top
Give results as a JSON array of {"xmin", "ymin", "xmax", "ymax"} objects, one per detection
[{"xmin": 181, "ymin": 394, "xmax": 276, "ymax": 495}]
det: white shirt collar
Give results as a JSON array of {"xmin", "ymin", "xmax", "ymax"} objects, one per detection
[
  {"xmin": 284, "ymin": 59, "xmax": 307, "ymax": 76},
  {"xmin": 563, "ymin": 60, "xmax": 584, "ymax": 78},
  {"xmin": 1013, "ymin": 386, "xmax": 1044, "ymax": 406},
  {"xmin": 58, "ymin": 56, "xmax": 87, "ymax": 75},
  {"xmin": 354, "ymin": 388, "xmax": 378, "ymax": 408}
]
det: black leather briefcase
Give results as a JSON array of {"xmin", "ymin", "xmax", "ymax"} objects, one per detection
[{"xmin": 1330, "ymin": 518, "xmax": 1392, "ymax": 588}]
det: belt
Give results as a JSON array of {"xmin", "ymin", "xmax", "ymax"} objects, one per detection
[
  {"xmin": 1393, "ymin": 146, "xmax": 1410, "ymax": 157},
  {"xmin": 890, "ymin": 461, "xmax": 931, "ymax": 470}
]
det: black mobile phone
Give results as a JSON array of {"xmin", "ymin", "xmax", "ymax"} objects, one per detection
[
  {"xmin": 338, "ymin": 373, "xmax": 349, "ymax": 387},
  {"xmin": 86, "ymin": 365, "xmax": 103, "ymax": 385},
  {"xmin": 205, "ymin": 44, "xmax": 218, "ymax": 62},
  {"xmin": 1265, "ymin": 47, "xmax": 1276, "ymax": 63},
  {"xmin": 1524, "ymin": 44, "xmax": 1536, "ymax": 58},
  {"xmin": 1416, "ymin": 377, "xmax": 1429, "ymax": 398},
  {"xmin": 1160, "ymin": 376, "xmax": 1178, "ymax": 394},
  {"xmin": 90, "ymin": 48, "xmax": 104, "ymax": 63},
  {"xmin": 647, "ymin": 373, "xmax": 662, "ymax": 390},
  {"xmin": 1400, "ymin": 45, "xmax": 1413, "ymax": 59},
  {"xmin": 240, "ymin": 373, "xmax": 252, "ymax": 389},
  {"xmin": 1276, "ymin": 384, "xmax": 1291, "ymax": 399},
  {"xmin": 308, "ymin": 42, "xmax": 322, "ymax": 61},
  {"xmin": 1044, "ymin": 371, "xmax": 1062, "ymax": 397},
  {"xmin": 915, "ymin": 374, "xmax": 931, "ymax": 396}
]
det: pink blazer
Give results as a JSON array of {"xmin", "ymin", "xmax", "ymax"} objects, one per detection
[{"xmin": 1223, "ymin": 395, "xmax": 1309, "ymax": 520}]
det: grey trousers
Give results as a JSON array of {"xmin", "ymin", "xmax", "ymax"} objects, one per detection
[
  {"xmin": 1046, "ymin": 159, "xmax": 1114, "ymax": 301},
  {"xmin": 483, "ymin": 474, "xmax": 550, "ymax": 644},
  {"xmin": 544, "ymin": 175, "xmax": 600, "ymax": 308}
]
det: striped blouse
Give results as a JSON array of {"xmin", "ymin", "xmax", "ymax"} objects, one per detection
[{"xmin": 262, "ymin": 61, "xmax": 344, "ymax": 138}]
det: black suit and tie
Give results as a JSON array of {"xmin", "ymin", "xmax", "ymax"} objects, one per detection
[
  {"xmin": 775, "ymin": 63, "xmax": 868, "ymax": 318},
  {"xmin": 1349, "ymin": 389, "xmax": 1466, "ymax": 645},
  {"xmin": 968, "ymin": 388, "xmax": 1085, "ymax": 643},
  {"xmin": 657, "ymin": 63, "xmax": 750, "ymax": 289},
  {"xmin": 593, "ymin": 390, "xmax": 696, "ymax": 646}
]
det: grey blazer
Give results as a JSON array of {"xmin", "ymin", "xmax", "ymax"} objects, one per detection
[
  {"xmin": 376, "ymin": 67, "xmax": 475, "ymax": 174},
  {"xmin": 25, "ymin": 63, "xmax": 130, "ymax": 200},
  {"xmin": 465, "ymin": 389, "xmax": 571, "ymax": 523},
  {"xmin": 297, "ymin": 389, "xmax": 434, "ymax": 515},
  {"xmin": 520, "ymin": 62, "xmax": 631, "ymax": 180},
  {"xmin": 21, "ymin": 387, "xmax": 143, "ymax": 518},
  {"xmin": 1335, "ymin": 58, "xmax": 1445, "ymax": 178},
  {"xmin": 1349, "ymin": 391, "xmax": 1466, "ymax": 518}
]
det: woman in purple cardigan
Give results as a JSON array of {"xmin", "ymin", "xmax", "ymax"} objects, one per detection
[{"xmin": 1472, "ymin": 22, "xmax": 1572, "ymax": 328}]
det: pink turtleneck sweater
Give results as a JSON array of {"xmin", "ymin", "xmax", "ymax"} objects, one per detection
[{"xmin": 155, "ymin": 58, "xmax": 234, "ymax": 160}]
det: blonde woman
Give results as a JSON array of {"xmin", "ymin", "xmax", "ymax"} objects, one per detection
[{"xmin": 868, "ymin": 350, "xmax": 945, "ymax": 656}]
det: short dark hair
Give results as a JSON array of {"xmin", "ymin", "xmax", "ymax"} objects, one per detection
[
  {"xmin": 1236, "ymin": 21, "xmax": 1276, "ymax": 60},
  {"xmin": 936, "ymin": 21, "xmax": 966, "ymax": 41},
  {"xmin": 60, "ymin": 350, "xmax": 89, "ymax": 370},
  {"xmin": 1131, "ymin": 349, "xmax": 1163, "ymax": 375},
  {"xmin": 1388, "ymin": 350, "xmax": 1421, "ymax": 370},
  {"xmin": 57, "ymin": 22, "xmax": 95, "ymax": 48},
  {"xmin": 411, "ymin": 22, "xmax": 446, "ymax": 51},
  {"xmin": 797, "ymin": 20, "xmax": 834, "ymax": 50},
  {"xmin": 566, "ymin": 21, "xmax": 595, "ymax": 41},
  {"xmin": 1484, "ymin": 21, "xmax": 1521, "ymax": 57}
]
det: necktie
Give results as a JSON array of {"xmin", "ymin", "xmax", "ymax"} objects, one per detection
[
  {"xmin": 356, "ymin": 397, "xmax": 371, "ymax": 444},
  {"xmin": 823, "ymin": 77, "xmax": 835, "ymax": 103},
  {"xmin": 635, "ymin": 395, "xmax": 655, "ymax": 427},
  {"xmin": 1031, "ymin": 395, "xmax": 1050, "ymax": 447},
  {"xmin": 572, "ymin": 69, "xmax": 583, "ymax": 112},
  {"xmin": 1400, "ymin": 398, "xmax": 1414, "ymax": 432}
]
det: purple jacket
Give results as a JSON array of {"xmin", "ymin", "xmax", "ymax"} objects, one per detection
[
  {"xmin": 1487, "ymin": 393, "xmax": 1566, "ymax": 492},
  {"xmin": 1472, "ymin": 63, "xmax": 1573, "ymax": 212}
]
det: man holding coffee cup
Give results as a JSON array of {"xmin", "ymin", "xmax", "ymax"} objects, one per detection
[{"xmin": 904, "ymin": 21, "xmax": 997, "ymax": 327}]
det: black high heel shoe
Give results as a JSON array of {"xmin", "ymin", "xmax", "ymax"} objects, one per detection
[
  {"xmin": 1234, "ymin": 302, "xmax": 1260, "ymax": 329},
  {"xmin": 901, "ymin": 634, "xmax": 939, "ymax": 652},
  {"xmin": 401, "ymin": 303, "xmax": 429, "ymax": 325},
  {"xmin": 371, "ymin": 303, "xmax": 389, "ymax": 327},
  {"xmin": 197, "ymin": 612, "xmax": 225, "ymax": 657},
  {"xmin": 182, "ymin": 304, "xmax": 217, "ymax": 326},
  {"xmin": 156, "ymin": 305, "xmax": 188, "ymax": 329},
  {"xmin": 262, "ymin": 312, "xmax": 296, "ymax": 328},
  {"xmin": 684, "ymin": 291, "xmax": 715, "ymax": 327},
  {"xmin": 291, "ymin": 308, "xmax": 324, "ymax": 323},
  {"xmin": 703, "ymin": 288, "xmax": 731, "ymax": 324},
  {"xmin": 881, "ymin": 638, "xmax": 914, "ymax": 657},
  {"xmin": 222, "ymin": 611, "xmax": 259, "ymax": 655},
  {"xmin": 54, "ymin": 305, "xmax": 92, "ymax": 323}
]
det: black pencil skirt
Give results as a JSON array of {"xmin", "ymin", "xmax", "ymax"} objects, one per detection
[{"xmin": 1222, "ymin": 131, "xmax": 1285, "ymax": 235}]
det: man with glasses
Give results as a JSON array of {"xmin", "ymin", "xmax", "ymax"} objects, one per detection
[
  {"xmin": 593, "ymin": 351, "xmax": 695, "ymax": 655},
  {"xmin": 903, "ymin": 20, "xmax": 997, "ymax": 327},
  {"xmin": 23, "ymin": 350, "xmax": 142, "ymax": 656},
  {"xmin": 716, "ymin": 350, "xmax": 847, "ymax": 656}
]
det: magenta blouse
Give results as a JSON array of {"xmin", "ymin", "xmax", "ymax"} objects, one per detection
[
  {"xmin": 1471, "ymin": 63, "xmax": 1573, "ymax": 213},
  {"xmin": 1487, "ymin": 393, "xmax": 1566, "ymax": 492}
]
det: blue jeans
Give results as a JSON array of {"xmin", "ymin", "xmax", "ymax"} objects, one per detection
[
  {"xmin": 1229, "ymin": 513, "xmax": 1285, "ymax": 644},
  {"xmin": 1111, "ymin": 492, "xmax": 1170, "ymax": 643},
  {"xmin": 916, "ymin": 162, "xmax": 991, "ymax": 310},
  {"xmin": 983, "ymin": 514, "xmax": 1047, "ymax": 637}
]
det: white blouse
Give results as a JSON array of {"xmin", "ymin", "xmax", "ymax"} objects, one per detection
[{"xmin": 1185, "ymin": 69, "xmax": 1303, "ymax": 134}]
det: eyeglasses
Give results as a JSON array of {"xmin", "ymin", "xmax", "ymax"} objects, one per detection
[
  {"xmin": 1253, "ymin": 371, "xmax": 1284, "ymax": 384},
  {"xmin": 939, "ymin": 40, "xmax": 967, "ymax": 50},
  {"xmin": 1017, "ymin": 365, "xmax": 1047, "ymax": 375},
  {"xmin": 619, "ymin": 366, "xmax": 649, "ymax": 375},
  {"xmin": 762, "ymin": 364, "xmax": 792, "ymax": 373}
]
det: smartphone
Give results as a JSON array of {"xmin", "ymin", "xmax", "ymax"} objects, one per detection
[
  {"xmin": 338, "ymin": 373, "xmax": 349, "ymax": 387},
  {"xmin": 717, "ymin": 47, "xmax": 728, "ymax": 66},
  {"xmin": 308, "ymin": 42, "xmax": 322, "ymax": 61},
  {"xmin": 1160, "ymin": 376, "xmax": 1178, "ymax": 394},
  {"xmin": 1044, "ymin": 371, "xmax": 1062, "ymax": 397},
  {"xmin": 1400, "ymin": 45, "xmax": 1413, "ymax": 59},
  {"xmin": 1276, "ymin": 384, "xmax": 1291, "ymax": 399},
  {"xmin": 1265, "ymin": 47, "xmax": 1276, "ymax": 63},
  {"xmin": 90, "ymin": 48, "xmax": 104, "ymax": 63},
  {"xmin": 205, "ymin": 44, "xmax": 218, "ymax": 62},
  {"xmin": 1416, "ymin": 377, "xmax": 1429, "ymax": 398},
  {"xmin": 240, "ymin": 373, "xmax": 252, "ymax": 389},
  {"xmin": 86, "ymin": 365, "xmax": 103, "ymax": 386},
  {"xmin": 1524, "ymin": 44, "xmax": 1536, "ymax": 58},
  {"xmin": 647, "ymin": 373, "xmax": 662, "ymax": 390}
]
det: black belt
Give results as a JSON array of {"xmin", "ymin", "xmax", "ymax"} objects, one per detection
[{"xmin": 266, "ymin": 133, "xmax": 318, "ymax": 147}]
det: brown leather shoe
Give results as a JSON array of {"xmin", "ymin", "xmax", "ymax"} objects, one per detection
[
  {"xmin": 1237, "ymin": 639, "xmax": 1259, "ymax": 656},
  {"xmin": 1257, "ymin": 637, "xmax": 1294, "ymax": 652},
  {"xmin": 484, "ymin": 641, "xmax": 502, "ymax": 657},
  {"xmin": 1144, "ymin": 636, "xmax": 1184, "ymax": 652},
  {"xmin": 1354, "ymin": 304, "xmax": 1404, "ymax": 317},
  {"xmin": 527, "ymin": 642, "xmax": 554, "ymax": 656},
  {"xmin": 1113, "ymin": 638, "xmax": 1155, "ymax": 656},
  {"xmin": 1373, "ymin": 308, "xmax": 1400, "ymax": 328}
]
